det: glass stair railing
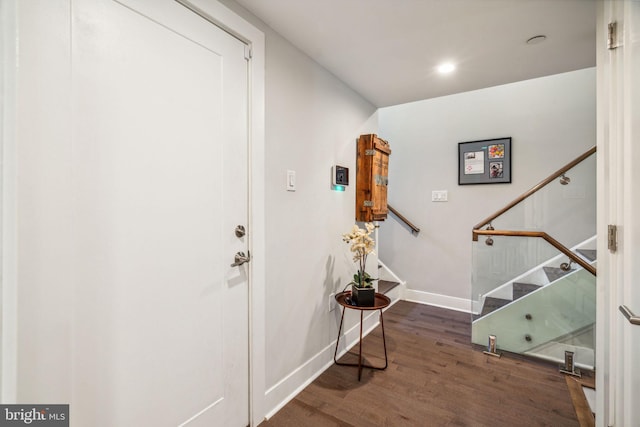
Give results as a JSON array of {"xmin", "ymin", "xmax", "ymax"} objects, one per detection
[
  {"xmin": 473, "ymin": 237, "xmax": 596, "ymax": 368},
  {"xmin": 471, "ymin": 147, "xmax": 596, "ymax": 369}
]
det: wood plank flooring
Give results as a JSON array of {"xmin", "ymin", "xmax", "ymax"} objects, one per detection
[{"xmin": 260, "ymin": 301, "xmax": 579, "ymax": 427}]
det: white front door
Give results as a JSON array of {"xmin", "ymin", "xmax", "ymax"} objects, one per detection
[
  {"xmin": 597, "ymin": 1, "xmax": 640, "ymax": 425},
  {"xmin": 72, "ymin": 0, "xmax": 249, "ymax": 425}
]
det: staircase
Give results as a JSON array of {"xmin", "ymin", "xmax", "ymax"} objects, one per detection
[
  {"xmin": 378, "ymin": 279, "xmax": 401, "ymax": 294},
  {"xmin": 471, "ymin": 146, "xmax": 597, "ymax": 369},
  {"xmin": 377, "ymin": 261, "xmax": 404, "ymax": 303},
  {"xmin": 475, "ymin": 236, "xmax": 596, "ymax": 316},
  {"xmin": 473, "ymin": 237, "xmax": 597, "ymax": 369}
]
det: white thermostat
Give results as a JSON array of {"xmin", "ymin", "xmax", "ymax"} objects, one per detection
[{"xmin": 332, "ymin": 165, "xmax": 349, "ymax": 186}]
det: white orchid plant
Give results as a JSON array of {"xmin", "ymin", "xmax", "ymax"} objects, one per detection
[{"xmin": 342, "ymin": 223, "xmax": 376, "ymax": 288}]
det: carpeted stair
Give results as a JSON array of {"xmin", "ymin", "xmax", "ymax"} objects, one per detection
[
  {"xmin": 543, "ymin": 266, "xmax": 575, "ymax": 282},
  {"xmin": 513, "ymin": 282, "xmax": 542, "ymax": 300},
  {"xmin": 378, "ymin": 279, "xmax": 400, "ymax": 294},
  {"xmin": 477, "ymin": 282, "xmax": 542, "ymax": 319},
  {"xmin": 480, "ymin": 297, "xmax": 511, "ymax": 317},
  {"xmin": 476, "ymin": 249, "xmax": 596, "ymax": 320},
  {"xmin": 576, "ymin": 249, "xmax": 597, "ymax": 262}
]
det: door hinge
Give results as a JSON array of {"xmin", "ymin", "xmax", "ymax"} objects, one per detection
[
  {"xmin": 364, "ymin": 149, "xmax": 376, "ymax": 156},
  {"xmin": 608, "ymin": 22, "xmax": 622, "ymax": 50},
  {"xmin": 363, "ymin": 200, "xmax": 374, "ymax": 207},
  {"xmin": 608, "ymin": 224, "xmax": 618, "ymax": 252},
  {"xmin": 244, "ymin": 44, "xmax": 252, "ymax": 60}
]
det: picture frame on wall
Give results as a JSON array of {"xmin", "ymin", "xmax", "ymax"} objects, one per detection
[{"xmin": 458, "ymin": 137, "xmax": 512, "ymax": 185}]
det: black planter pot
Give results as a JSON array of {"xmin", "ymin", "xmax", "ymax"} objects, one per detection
[{"xmin": 351, "ymin": 285, "xmax": 375, "ymax": 307}]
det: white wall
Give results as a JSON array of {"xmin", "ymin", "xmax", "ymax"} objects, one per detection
[
  {"xmin": 378, "ymin": 68, "xmax": 596, "ymax": 306},
  {"xmin": 264, "ymin": 31, "xmax": 378, "ymax": 385}
]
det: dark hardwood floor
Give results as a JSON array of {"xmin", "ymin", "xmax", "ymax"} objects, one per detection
[{"xmin": 260, "ymin": 300, "xmax": 579, "ymax": 427}]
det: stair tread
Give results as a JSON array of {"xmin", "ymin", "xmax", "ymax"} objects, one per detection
[
  {"xmin": 480, "ymin": 297, "xmax": 511, "ymax": 317},
  {"xmin": 513, "ymin": 282, "xmax": 542, "ymax": 300},
  {"xmin": 543, "ymin": 266, "xmax": 575, "ymax": 282},
  {"xmin": 378, "ymin": 279, "xmax": 400, "ymax": 294},
  {"xmin": 576, "ymin": 249, "xmax": 597, "ymax": 262}
]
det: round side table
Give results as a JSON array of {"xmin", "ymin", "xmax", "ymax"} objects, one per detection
[{"xmin": 333, "ymin": 291, "xmax": 391, "ymax": 381}]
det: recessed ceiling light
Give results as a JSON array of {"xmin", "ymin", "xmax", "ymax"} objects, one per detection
[
  {"xmin": 437, "ymin": 62, "xmax": 456, "ymax": 74},
  {"xmin": 526, "ymin": 35, "xmax": 547, "ymax": 45}
]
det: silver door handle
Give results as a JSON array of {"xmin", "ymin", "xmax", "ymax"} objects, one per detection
[
  {"xmin": 231, "ymin": 251, "xmax": 250, "ymax": 267},
  {"xmin": 619, "ymin": 305, "xmax": 640, "ymax": 325}
]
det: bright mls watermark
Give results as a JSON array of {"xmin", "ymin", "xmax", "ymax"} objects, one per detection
[{"xmin": 0, "ymin": 405, "xmax": 68, "ymax": 426}]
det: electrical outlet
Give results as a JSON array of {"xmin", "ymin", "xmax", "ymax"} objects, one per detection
[
  {"xmin": 329, "ymin": 293, "xmax": 336, "ymax": 312},
  {"xmin": 432, "ymin": 190, "xmax": 448, "ymax": 202}
]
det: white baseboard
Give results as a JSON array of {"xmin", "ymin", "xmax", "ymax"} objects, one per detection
[
  {"xmin": 403, "ymin": 288, "xmax": 472, "ymax": 313},
  {"xmin": 263, "ymin": 307, "xmax": 388, "ymax": 420}
]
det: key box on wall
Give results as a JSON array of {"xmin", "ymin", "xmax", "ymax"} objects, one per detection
[{"xmin": 356, "ymin": 134, "xmax": 391, "ymax": 222}]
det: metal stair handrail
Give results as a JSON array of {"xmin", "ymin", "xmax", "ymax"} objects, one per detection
[
  {"xmin": 471, "ymin": 146, "xmax": 597, "ymax": 276},
  {"xmin": 387, "ymin": 204, "xmax": 420, "ymax": 234},
  {"xmin": 473, "ymin": 229, "xmax": 596, "ymax": 276},
  {"xmin": 472, "ymin": 146, "xmax": 596, "ymax": 237}
]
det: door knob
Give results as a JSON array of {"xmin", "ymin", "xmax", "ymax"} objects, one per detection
[{"xmin": 230, "ymin": 251, "xmax": 251, "ymax": 267}]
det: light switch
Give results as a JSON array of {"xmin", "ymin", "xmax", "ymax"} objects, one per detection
[
  {"xmin": 286, "ymin": 170, "xmax": 296, "ymax": 191},
  {"xmin": 432, "ymin": 190, "xmax": 448, "ymax": 202}
]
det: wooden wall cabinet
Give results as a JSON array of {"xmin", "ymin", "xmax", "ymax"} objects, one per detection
[{"xmin": 356, "ymin": 134, "xmax": 391, "ymax": 222}]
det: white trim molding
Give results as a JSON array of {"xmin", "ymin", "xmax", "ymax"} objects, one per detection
[
  {"xmin": 404, "ymin": 288, "xmax": 473, "ymax": 313},
  {"xmin": 0, "ymin": 0, "xmax": 19, "ymax": 403}
]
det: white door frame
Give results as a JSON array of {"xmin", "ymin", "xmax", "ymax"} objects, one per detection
[
  {"xmin": 596, "ymin": 0, "xmax": 640, "ymax": 425},
  {"xmin": 0, "ymin": 0, "xmax": 19, "ymax": 403},
  {"xmin": 173, "ymin": 2, "xmax": 266, "ymax": 425},
  {"xmin": 596, "ymin": 0, "xmax": 619, "ymax": 424}
]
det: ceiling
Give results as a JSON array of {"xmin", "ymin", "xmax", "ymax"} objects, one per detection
[{"xmin": 233, "ymin": 0, "xmax": 597, "ymax": 107}]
